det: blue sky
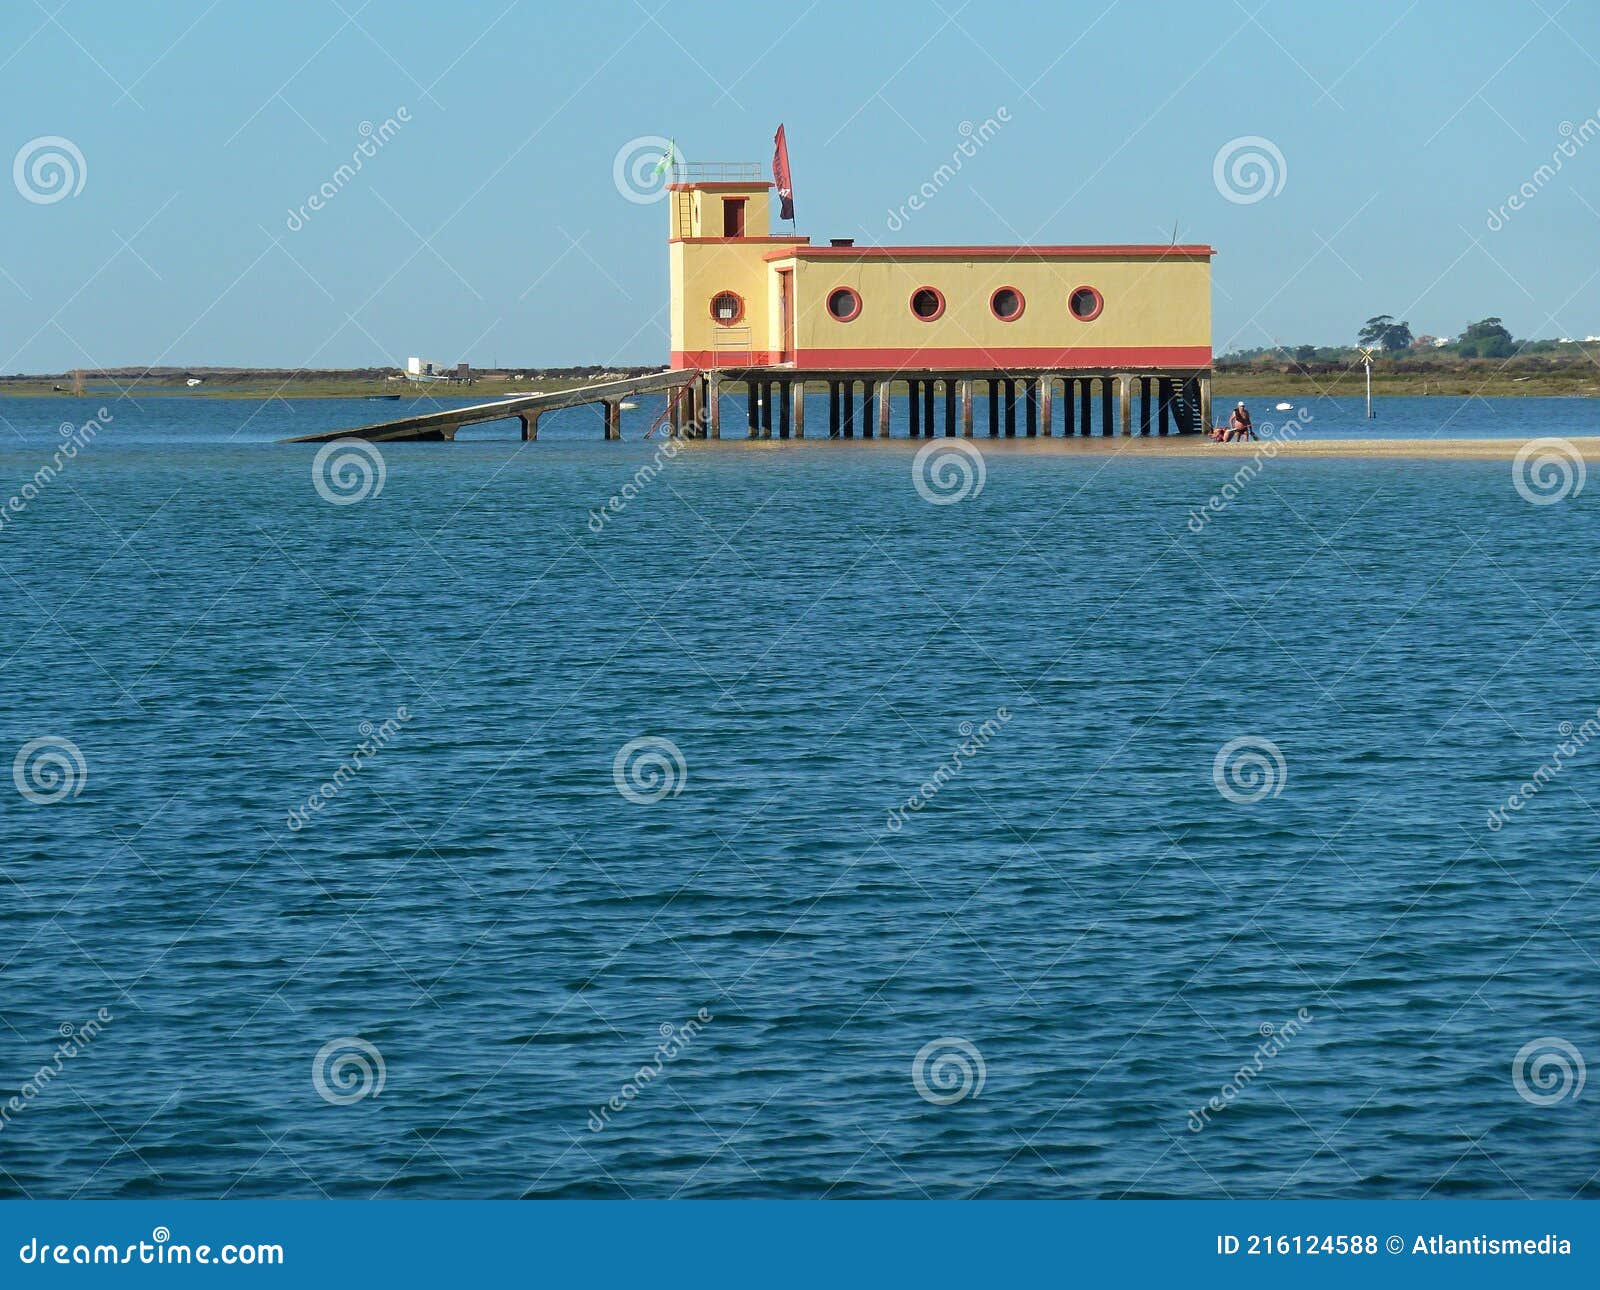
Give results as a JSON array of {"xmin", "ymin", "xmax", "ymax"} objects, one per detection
[{"xmin": 1, "ymin": 0, "xmax": 1598, "ymax": 370}]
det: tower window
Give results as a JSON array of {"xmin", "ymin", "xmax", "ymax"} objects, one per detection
[
  {"xmin": 710, "ymin": 291, "xmax": 745, "ymax": 326},
  {"xmin": 909, "ymin": 287, "xmax": 945, "ymax": 321},
  {"xmin": 722, "ymin": 199, "xmax": 746, "ymax": 238},
  {"xmin": 826, "ymin": 287, "xmax": 862, "ymax": 322},
  {"xmin": 1069, "ymin": 286, "xmax": 1104, "ymax": 321},
  {"xmin": 990, "ymin": 286, "xmax": 1025, "ymax": 321}
]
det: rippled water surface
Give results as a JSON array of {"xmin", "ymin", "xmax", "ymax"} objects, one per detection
[{"xmin": 1, "ymin": 396, "xmax": 1596, "ymax": 1198}]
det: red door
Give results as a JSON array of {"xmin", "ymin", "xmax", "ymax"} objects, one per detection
[{"xmin": 777, "ymin": 269, "xmax": 795, "ymax": 363}]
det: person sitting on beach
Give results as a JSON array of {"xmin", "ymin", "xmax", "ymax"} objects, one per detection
[{"xmin": 1227, "ymin": 402, "xmax": 1255, "ymax": 441}]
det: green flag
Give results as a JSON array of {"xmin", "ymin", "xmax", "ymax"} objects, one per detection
[{"xmin": 653, "ymin": 139, "xmax": 675, "ymax": 178}]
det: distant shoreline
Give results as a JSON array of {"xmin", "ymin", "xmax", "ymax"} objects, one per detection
[{"xmin": 1, "ymin": 370, "xmax": 1595, "ymax": 400}]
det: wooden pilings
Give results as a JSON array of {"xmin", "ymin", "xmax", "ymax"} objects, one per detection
[{"xmin": 687, "ymin": 369, "xmax": 1209, "ymax": 450}]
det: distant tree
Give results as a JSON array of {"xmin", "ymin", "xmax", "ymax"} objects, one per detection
[
  {"xmin": 1358, "ymin": 315, "xmax": 1414, "ymax": 352},
  {"xmin": 1293, "ymin": 344, "xmax": 1318, "ymax": 362},
  {"xmin": 1459, "ymin": 316, "xmax": 1515, "ymax": 359}
]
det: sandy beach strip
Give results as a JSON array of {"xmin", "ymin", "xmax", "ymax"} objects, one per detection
[{"xmin": 839, "ymin": 436, "xmax": 1600, "ymax": 459}]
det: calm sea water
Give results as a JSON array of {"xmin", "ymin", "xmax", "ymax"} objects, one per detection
[{"xmin": 0, "ymin": 394, "xmax": 1595, "ymax": 1198}]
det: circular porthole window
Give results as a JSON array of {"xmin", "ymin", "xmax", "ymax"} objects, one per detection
[
  {"xmin": 909, "ymin": 286, "xmax": 945, "ymax": 321},
  {"xmin": 990, "ymin": 286, "xmax": 1025, "ymax": 321},
  {"xmin": 710, "ymin": 291, "xmax": 745, "ymax": 326},
  {"xmin": 826, "ymin": 286, "xmax": 862, "ymax": 322},
  {"xmin": 1069, "ymin": 286, "xmax": 1104, "ymax": 321}
]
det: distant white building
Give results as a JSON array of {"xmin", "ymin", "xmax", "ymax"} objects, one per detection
[{"xmin": 405, "ymin": 356, "xmax": 448, "ymax": 380}]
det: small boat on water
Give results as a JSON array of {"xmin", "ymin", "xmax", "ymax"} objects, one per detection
[{"xmin": 366, "ymin": 394, "xmax": 403, "ymax": 401}]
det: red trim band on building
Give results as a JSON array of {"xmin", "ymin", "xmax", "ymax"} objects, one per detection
[
  {"xmin": 670, "ymin": 235, "xmax": 809, "ymax": 245},
  {"xmin": 764, "ymin": 244, "xmax": 1214, "ymax": 261},
  {"xmin": 672, "ymin": 351, "xmax": 782, "ymax": 369},
  {"xmin": 671, "ymin": 345, "xmax": 1211, "ymax": 370}
]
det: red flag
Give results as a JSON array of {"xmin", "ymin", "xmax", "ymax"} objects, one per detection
[{"xmin": 772, "ymin": 125, "xmax": 795, "ymax": 222}]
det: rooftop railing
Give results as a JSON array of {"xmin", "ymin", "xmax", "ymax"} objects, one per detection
[{"xmin": 673, "ymin": 161, "xmax": 762, "ymax": 182}]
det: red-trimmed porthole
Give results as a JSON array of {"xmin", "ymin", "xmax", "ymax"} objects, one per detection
[
  {"xmin": 826, "ymin": 286, "xmax": 862, "ymax": 322},
  {"xmin": 1069, "ymin": 285, "xmax": 1104, "ymax": 321},
  {"xmin": 990, "ymin": 286, "xmax": 1025, "ymax": 322},
  {"xmin": 909, "ymin": 286, "xmax": 945, "ymax": 321},
  {"xmin": 710, "ymin": 291, "xmax": 745, "ymax": 326}
]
